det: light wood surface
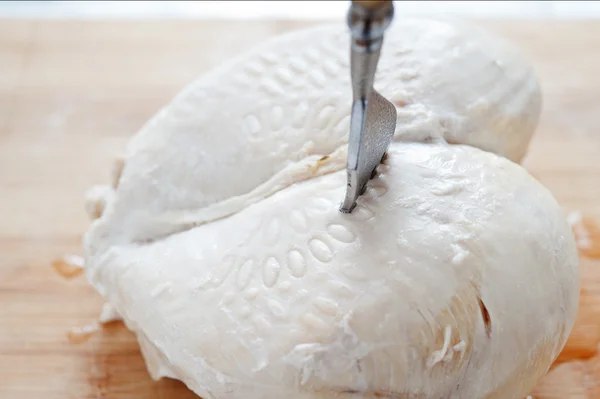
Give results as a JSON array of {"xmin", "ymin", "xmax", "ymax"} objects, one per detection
[{"xmin": 0, "ymin": 19, "xmax": 599, "ymax": 399}]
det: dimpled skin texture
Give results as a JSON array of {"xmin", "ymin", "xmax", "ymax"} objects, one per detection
[
  {"xmin": 82, "ymin": 18, "xmax": 578, "ymax": 399},
  {"xmin": 83, "ymin": 18, "xmax": 541, "ymax": 253}
]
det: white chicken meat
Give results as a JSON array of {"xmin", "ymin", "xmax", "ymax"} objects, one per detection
[{"xmin": 82, "ymin": 18, "xmax": 578, "ymax": 399}]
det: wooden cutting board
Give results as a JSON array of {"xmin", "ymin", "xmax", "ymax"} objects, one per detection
[{"xmin": 0, "ymin": 19, "xmax": 599, "ymax": 399}]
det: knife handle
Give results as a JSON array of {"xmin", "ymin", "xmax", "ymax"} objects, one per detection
[
  {"xmin": 348, "ymin": 0, "xmax": 394, "ymax": 43},
  {"xmin": 352, "ymin": 0, "xmax": 392, "ymax": 9}
]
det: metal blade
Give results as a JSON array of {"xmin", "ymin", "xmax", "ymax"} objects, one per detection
[
  {"xmin": 341, "ymin": 90, "xmax": 396, "ymax": 213},
  {"xmin": 340, "ymin": 0, "xmax": 396, "ymax": 213}
]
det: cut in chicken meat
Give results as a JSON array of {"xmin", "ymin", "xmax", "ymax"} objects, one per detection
[{"xmin": 82, "ymin": 18, "xmax": 577, "ymax": 399}]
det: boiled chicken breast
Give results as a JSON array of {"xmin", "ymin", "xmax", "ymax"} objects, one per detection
[{"xmin": 82, "ymin": 18, "xmax": 577, "ymax": 399}]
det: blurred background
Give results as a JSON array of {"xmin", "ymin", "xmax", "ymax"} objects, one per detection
[{"xmin": 0, "ymin": 0, "xmax": 600, "ymax": 20}]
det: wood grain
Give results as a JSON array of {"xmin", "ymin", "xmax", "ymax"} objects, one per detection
[{"xmin": 0, "ymin": 19, "xmax": 598, "ymax": 399}]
